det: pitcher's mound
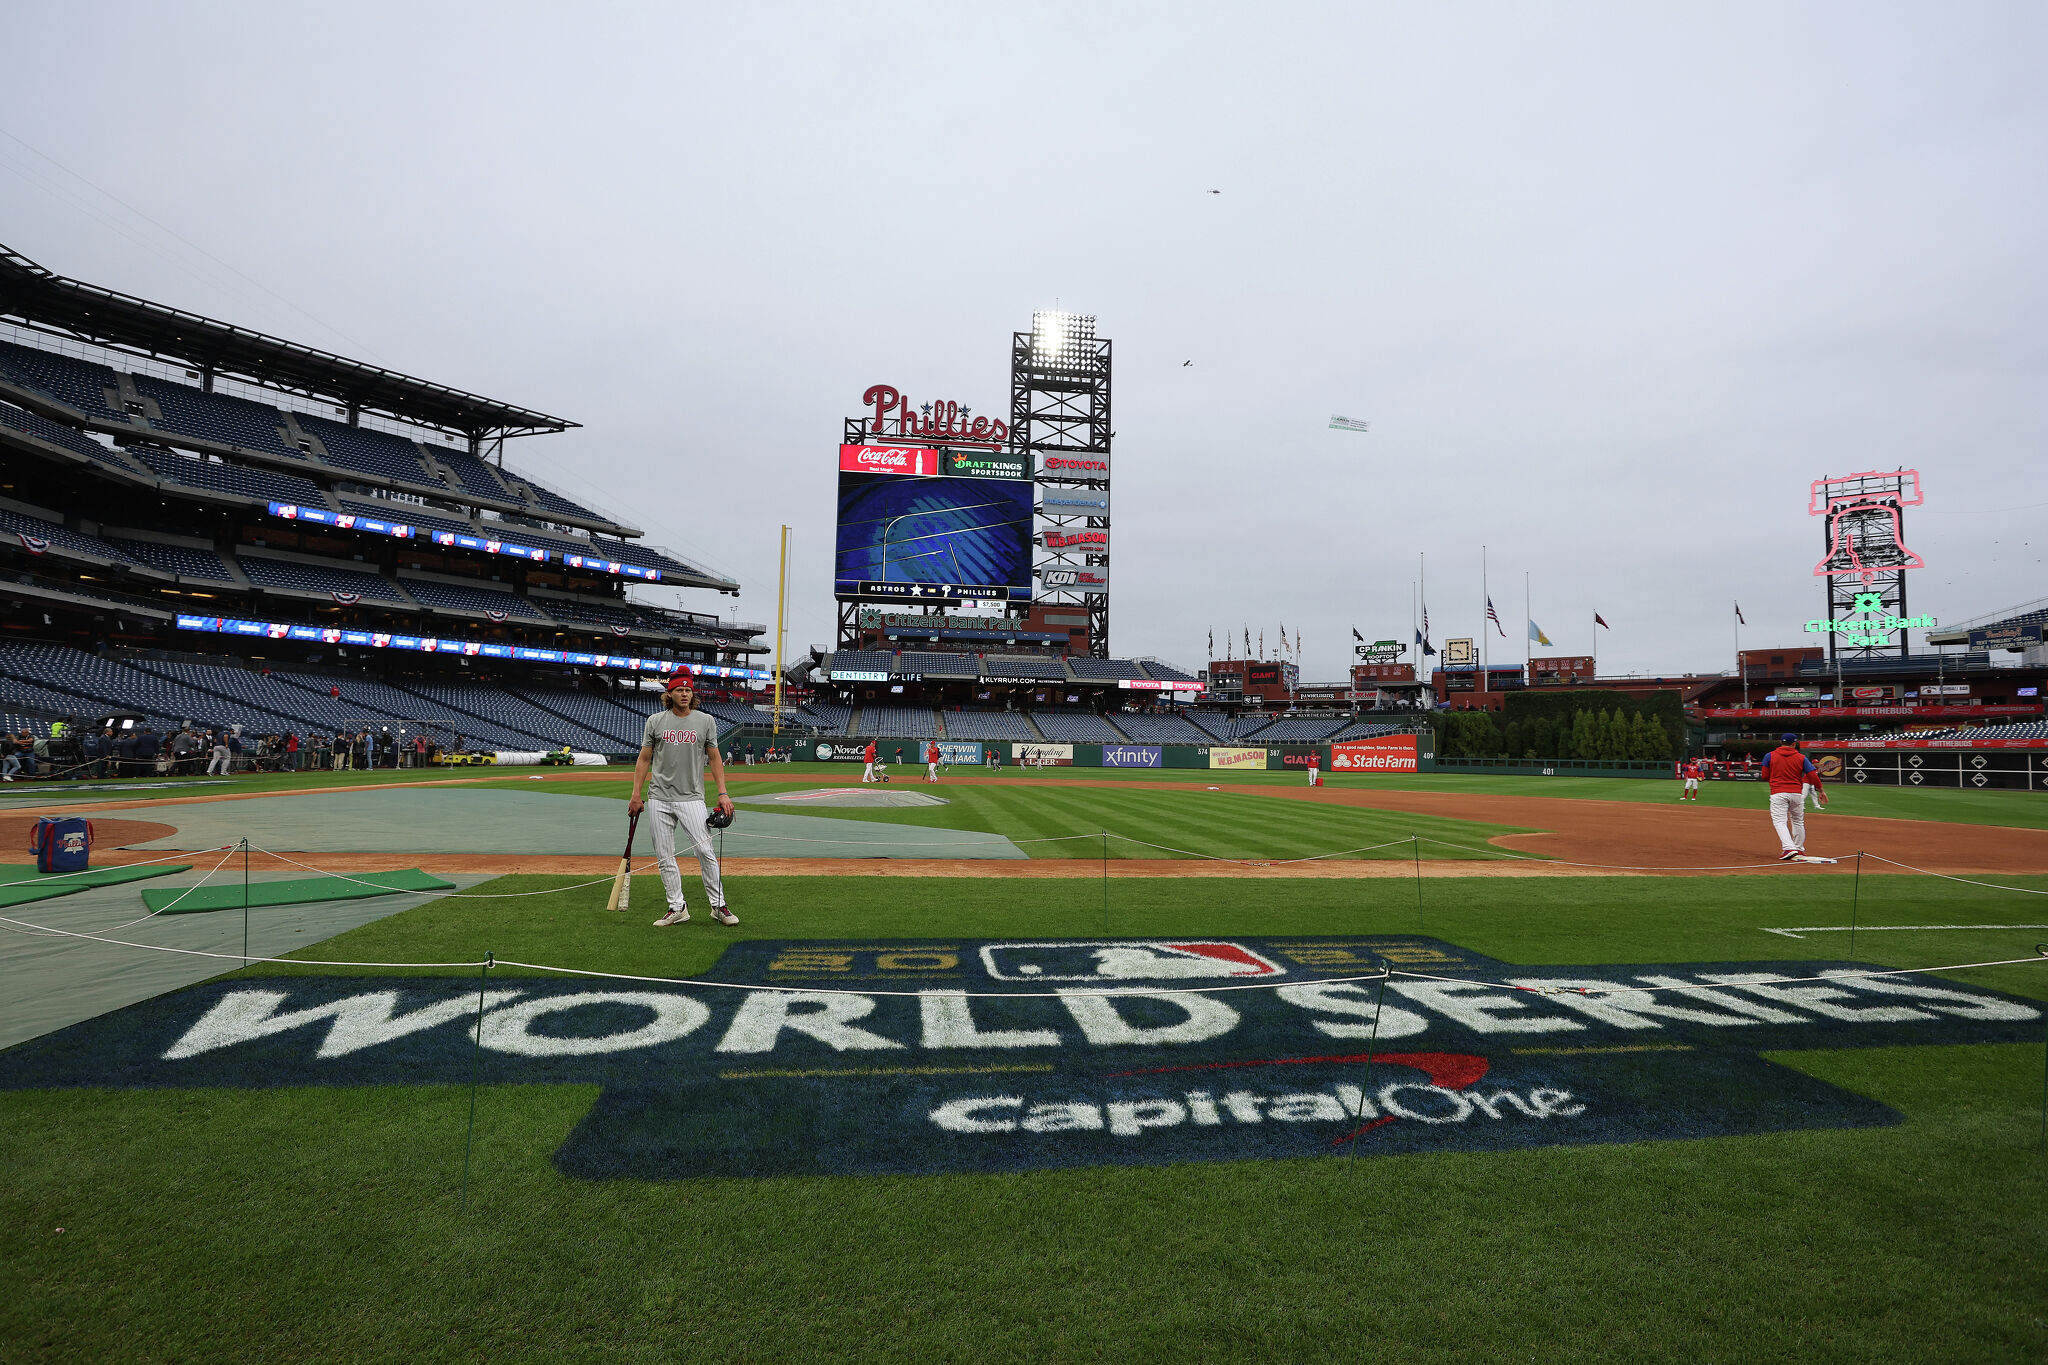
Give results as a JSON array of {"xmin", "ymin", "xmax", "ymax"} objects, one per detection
[{"xmin": 736, "ymin": 787, "xmax": 951, "ymax": 808}]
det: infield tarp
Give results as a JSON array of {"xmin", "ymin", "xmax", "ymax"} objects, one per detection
[
  {"xmin": 2, "ymin": 935, "xmax": 2038, "ymax": 1181},
  {"xmin": 141, "ymin": 868, "xmax": 457, "ymax": 914}
]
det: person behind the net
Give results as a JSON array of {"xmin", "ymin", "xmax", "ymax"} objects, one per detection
[
  {"xmin": 1759, "ymin": 732, "xmax": 1819, "ymax": 861},
  {"xmin": 862, "ymin": 738, "xmax": 878, "ymax": 784},
  {"xmin": 926, "ymin": 738, "xmax": 940, "ymax": 784},
  {"xmin": 628, "ymin": 672, "xmax": 738, "ymax": 926}
]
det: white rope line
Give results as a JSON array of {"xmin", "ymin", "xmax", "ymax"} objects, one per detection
[
  {"xmin": 1388, "ymin": 955, "xmax": 2048, "ymax": 998},
  {"xmin": 245, "ymin": 845, "xmax": 660, "ymax": 899},
  {"xmin": 1410, "ymin": 834, "xmax": 1805, "ymax": 873},
  {"xmin": 5, "ymin": 898, "xmax": 2043, "ymax": 1002},
  {"xmin": 0, "ymin": 912, "xmax": 488, "ymax": 969},
  {"xmin": 91, "ymin": 843, "xmax": 243, "ymax": 932},
  {"xmin": 1861, "ymin": 854, "xmax": 2048, "ymax": 896},
  {"xmin": 0, "ymin": 845, "xmax": 230, "ymax": 890},
  {"xmin": 1101, "ymin": 833, "xmax": 1417, "ymax": 866}
]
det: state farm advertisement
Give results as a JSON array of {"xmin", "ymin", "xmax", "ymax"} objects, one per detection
[
  {"xmin": 1331, "ymin": 737, "xmax": 1419, "ymax": 773},
  {"xmin": 840, "ymin": 444, "xmax": 940, "ymax": 476}
]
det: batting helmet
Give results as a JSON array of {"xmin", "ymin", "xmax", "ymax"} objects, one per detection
[{"xmin": 706, "ymin": 806, "xmax": 734, "ymax": 830}]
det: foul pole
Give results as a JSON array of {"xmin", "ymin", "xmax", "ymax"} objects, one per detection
[{"xmin": 772, "ymin": 524, "xmax": 789, "ymax": 736}]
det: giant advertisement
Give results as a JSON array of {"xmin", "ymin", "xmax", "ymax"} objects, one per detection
[
  {"xmin": 836, "ymin": 458, "xmax": 1036, "ymax": 603},
  {"xmin": 1209, "ymin": 746, "xmax": 1268, "ymax": 770},
  {"xmin": 1331, "ymin": 737, "xmax": 1419, "ymax": 773}
]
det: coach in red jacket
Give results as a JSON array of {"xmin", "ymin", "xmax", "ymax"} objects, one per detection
[{"xmin": 1760, "ymin": 733, "xmax": 1819, "ymax": 861}]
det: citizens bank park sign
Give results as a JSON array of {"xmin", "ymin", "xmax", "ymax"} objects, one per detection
[{"xmin": 3, "ymin": 936, "xmax": 2036, "ymax": 1180}]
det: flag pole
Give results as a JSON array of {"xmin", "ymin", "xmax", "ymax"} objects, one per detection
[
  {"xmin": 1736, "ymin": 601, "xmax": 1747, "ymax": 707},
  {"xmin": 1481, "ymin": 545, "xmax": 1489, "ymax": 694},
  {"xmin": 1524, "ymin": 570, "xmax": 1531, "ymax": 676}
]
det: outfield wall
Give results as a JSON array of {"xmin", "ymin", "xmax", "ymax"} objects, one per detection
[{"xmin": 780, "ymin": 737, "xmax": 1434, "ymax": 773}]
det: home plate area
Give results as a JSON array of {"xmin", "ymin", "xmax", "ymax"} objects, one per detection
[{"xmin": 5, "ymin": 935, "xmax": 2036, "ymax": 1181}]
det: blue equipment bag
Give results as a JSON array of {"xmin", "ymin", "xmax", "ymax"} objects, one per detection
[{"xmin": 30, "ymin": 816, "xmax": 93, "ymax": 874}]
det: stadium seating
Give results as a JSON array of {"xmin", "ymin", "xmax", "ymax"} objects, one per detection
[
  {"xmin": 396, "ymin": 574, "xmax": 550, "ymax": 622},
  {"xmin": 0, "ymin": 341, "xmax": 125, "ymax": 419},
  {"xmin": 1254, "ymin": 715, "xmax": 1350, "ymax": 741},
  {"xmin": 1187, "ymin": 712, "xmax": 1275, "ymax": 741},
  {"xmin": 105, "ymin": 539, "xmax": 236, "ymax": 581},
  {"xmin": 535, "ymin": 595, "xmax": 645, "ymax": 630},
  {"xmin": 239, "ymin": 554, "xmax": 411, "ymax": 604},
  {"xmin": 1112, "ymin": 712, "xmax": 1211, "ymax": 743},
  {"xmin": 829, "ymin": 650, "xmax": 895, "ymax": 678},
  {"xmin": 1330, "ymin": 720, "xmax": 1408, "ymax": 741},
  {"xmin": 296, "ymin": 414, "xmax": 434, "ymax": 486},
  {"xmin": 941, "ymin": 710, "xmax": 1036, "ymax": 740},
  {"xmin": 0, "ymin": 642, "xmax": 298, "ymax": 732},
  {"xmin": 801, "ymin": 701, "xmax": 852, "ymax": 734},
  {"xmin": 421, "ymin": 442, "xmax": 512, "ymax": 498},
  {"xmin": 0, "ymin": 401, "xmax": 143, "ymax": 475},
  {"xmin": 522, "ymin": 482, "xmax": 608, "ymax": 523},
  {"xmin": 0, "ymin": 505, "xmax": 139, "ymax": 566},
  {"xmin": 981, "ymin": 655, "xmax": 1066, "ymax": 680},
  {"xmin": 1, "ymin": 711, "xmax": 55, "ymax": 740},
  {"xmin": 587, "ymin": 536, "xmax": 700, "ymax": 576},
  {"xmin": 133, "ymin": 376, "xmax": 301, "ymax": 460},
  {"xmin": 897, "ymin": 652, "xmax": 978, "ymax": 678},
  {"xmin": 506, "ymin": 684, "xmax": 649, "ymax": 749},
  {"xmin": 129, "ymin": 443, "xmax": 329, "ymax": 505},
  {"xmin": 1066, "ymin": 658, "xmax": 1148, "ymax": 682},
  {"xmin": 854, "ymin": 703, "xmax": 939, "ymax": 738},
  {"xmin": 1032, "ymin": 711, "xmax": 1126, "ymax": 742},
  {"xmin": 1139, "ymin": 659, "xmax": 1198, "ymax": 682},
  {"xmin": 386, "ymin": 679, "xmax": 620, "ymax": 751}
]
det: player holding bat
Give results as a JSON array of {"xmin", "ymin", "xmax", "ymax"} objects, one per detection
[{"xmin": 628, "ymin": 671, "xmax": 739, "ymax": 926}]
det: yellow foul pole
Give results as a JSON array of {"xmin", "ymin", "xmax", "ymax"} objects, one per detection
[{"xmin": 772, "ymin": 524, "xmax": 789, "ymax": 735}]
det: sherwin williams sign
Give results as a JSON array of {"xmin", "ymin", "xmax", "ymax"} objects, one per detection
[
  {"xmin": 1210, "ymin": 747, "xmax": 1267, "ymax": 770},
  {"xmin": 1331, "ymin": 737, "xmax": 1419, "ymax": 773},
  {"xmin": 935, "ymin": 742, "xmax": 985, "ymax": 765},
  {"xmin": 1101, "ymin": 745, "xmax": 1163, "ymax": 768},
  {"xmin": 4, "ymin": 936, "xmax": 2035, "ymax": 1181}
]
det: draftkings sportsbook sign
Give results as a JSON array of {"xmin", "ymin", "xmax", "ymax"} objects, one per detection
[{"xmin": 2, "ymin": 937, "xmax": 2036, "ymax": 1181}]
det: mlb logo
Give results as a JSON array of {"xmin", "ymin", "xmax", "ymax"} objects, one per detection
[
  {"xmin": 372, "ymin": 633, "xmax": 392, "ymax": 648},
  {"xmin": 464, "ymin": 642, "xmax": 482, "ymax": 656},
  {"xmin": 435, "ymin": 532, "xmax": 454, "ymax": 545},
  {"xmin": 322, "ymin": 628, "xmax": 342, "ymax": 643},
  {"xmin": 278, "ymin": 505, "xmax": 299, "ymax": 519},
  {"xmin": 979, "ymin": 940, "xmax": 1286, "ymax": 983},
  {"xmin": 486, "ymin": 541, "xmax": 502, "ymax": 554},
  {"xmin": 337, "ymin": 515, "xmax": 356, "ymax": 530},
  {"xmin": 267, "ymin": 623, "xmax": 290, "ymax": 638}
]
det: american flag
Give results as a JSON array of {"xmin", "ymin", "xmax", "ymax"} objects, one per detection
[{"xmin": 1485, "ymin": 596, "xmax": 1506, "ymax": 637}]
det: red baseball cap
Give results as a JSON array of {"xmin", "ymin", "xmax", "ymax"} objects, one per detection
[{"xmin": 663, "ymin": 670, "xmax": 696, "ymax": 692}]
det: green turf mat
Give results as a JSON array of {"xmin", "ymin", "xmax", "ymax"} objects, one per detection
[
  {"xmin": 141, "ymin": 868, "xmax": 457, "ymax": 915},
  {"xmin": 0, "ymin": 863, "xmax": 191, "ymax": 909}
]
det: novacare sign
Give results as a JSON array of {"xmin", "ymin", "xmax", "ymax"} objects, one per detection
[{"xmin": 3, "ymin": 936, "xmax": 2034, "ymax": 1180}]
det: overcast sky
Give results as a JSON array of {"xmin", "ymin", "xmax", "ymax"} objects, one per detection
[{"xmin": 4, "ymin": 4, "xmax": 2044, "ymax": 680}]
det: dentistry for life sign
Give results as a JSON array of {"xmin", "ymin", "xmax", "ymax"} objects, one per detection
[{"xmin": 1331, "ymin": 737, "xmax": 1418, "ymax": 773}]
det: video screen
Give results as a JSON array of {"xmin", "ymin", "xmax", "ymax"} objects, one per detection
[{"xmin": 835, "ymin": 471, "xmax": 1035, "ymax": 602}]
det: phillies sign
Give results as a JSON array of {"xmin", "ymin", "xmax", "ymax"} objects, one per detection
[{"xmin": 862, "ymin": 384, "xmax": 1007, "ymax": 448}]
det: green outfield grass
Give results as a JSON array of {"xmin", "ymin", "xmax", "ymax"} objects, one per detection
[
  {"xmin": 471, "ymin": 775, "xmax": 1530, "ymax": 861},
  {"xmin": 5, "ymin": 871, "xmax": 2047, "ymax": 1362}
]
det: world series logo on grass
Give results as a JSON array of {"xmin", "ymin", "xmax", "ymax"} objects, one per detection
[{"xmin": 2, "ymin": 937, "xmax": 2035, "ymax": 1181}]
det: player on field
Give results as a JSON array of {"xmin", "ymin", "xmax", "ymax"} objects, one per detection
[
  {"xmin": 926, "ymin": 740, "xmax": 940, "ymax": 783},
  {"xmin": 1804, "ymin": 766, "xmax": 1828, "ymax": 813},
  {"xmin": 1680, "ymin": 758, "xmax": 1701, "ymax": 801},
  {"xmin": 1760, "ymin": 733, "xmax": 1819, "ymax": 861},
  {"xmin": 1307, "ymin": 752, "xmax": 1321, "ymax": 787},
  {"xmin": 628, "ymin": 672, "xmax": 738, "ymax": 926},
  {"xmin": 862, "ymin": 739, "xmax": 877, "ymax": 784}
]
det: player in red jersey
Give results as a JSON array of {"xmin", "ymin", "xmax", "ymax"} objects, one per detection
[
  {"xmin": 1760, "ymin": 733, "xmax": 1819, "ymax": 860},
  {"xmin": 926, "ymin": 740, "xmax": 941, "ymax": 783},
  {"xmin": 1679, "ymin": 759, "xmax": 1703, "ymax": 801}
]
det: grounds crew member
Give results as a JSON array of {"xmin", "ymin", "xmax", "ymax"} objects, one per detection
[
  {"xmin": 1760, "ymin": 733, "xmax": 1819, "ymax": 861},
  {"xmin": 628, "ymin": 671, "xmax": 738, "ymax": 927}
]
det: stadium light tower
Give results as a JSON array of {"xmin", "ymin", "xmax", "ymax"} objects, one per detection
[{"xmin": 1015, "ymin": 311, "xmax": 1112, "ymax": 657}]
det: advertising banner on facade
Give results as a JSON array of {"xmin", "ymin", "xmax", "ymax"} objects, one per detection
[
  {"xmin": 1100, "ymin": 744, "xmax": 1163, "ymax": 768},
  {"xmin": 1012, "ymin": 743, "xmax": 1074, "ymax": 766},
  {"xmin": 1209, "ymin": 746, "xmax": 1268, "ymax": 770},
  {"xmin": 1331, "ymin": 737, "xmax": 1420, "ymax": 773},
  {"xmin": 936, "ymin": 741, "xmax": 986, "ymax": 765},
  {"xmin": 1271, "ymin": 745, "xmax": 1323, "ymax": 769}
]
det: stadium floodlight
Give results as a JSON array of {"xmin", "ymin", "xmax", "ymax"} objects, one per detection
[{"xmin": 1030, "ymin": 311, "xmax": 1096, "ymax": 369}]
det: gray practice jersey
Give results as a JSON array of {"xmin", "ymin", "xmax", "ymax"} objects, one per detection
[{"xmin": 641, "ymin": 706, "xmax": 720, "ymax": 802}]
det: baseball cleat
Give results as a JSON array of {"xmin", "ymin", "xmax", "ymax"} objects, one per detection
[
  {"xmin": 710, "ymin": 906, "xmax": 739, "ymax": 926},
  {"xmin": 1779, "ymin": 850, "xmax": 1800, "ymax": 862},
  {"xmin": 654, "ymin": 907, "xmax": 690, "ymax": 926}
]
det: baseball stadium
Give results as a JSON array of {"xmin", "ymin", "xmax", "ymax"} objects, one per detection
[{"xmin": 2, "ymin": 236, "xmax": 2045, "ymax": 1364}]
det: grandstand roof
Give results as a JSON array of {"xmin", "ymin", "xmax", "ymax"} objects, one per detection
[{"xmin": 0, "ymin": 245, "xmax": 575, "ymax": 440}]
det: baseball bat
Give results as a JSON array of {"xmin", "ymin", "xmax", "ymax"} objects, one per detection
[{"xmin": 606, "ymin": 809, "xmax": 640, "ymax": 912}]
